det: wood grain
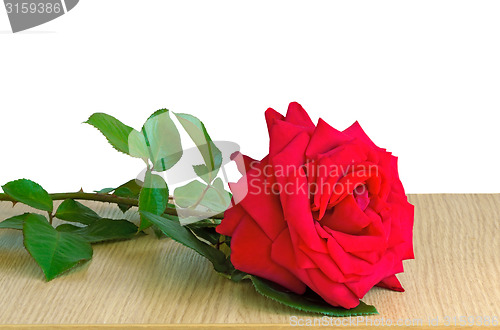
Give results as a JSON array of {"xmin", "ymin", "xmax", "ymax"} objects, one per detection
[{"xmin": 0, "ymin": 194, "xmax": 498, "ymax": 327}]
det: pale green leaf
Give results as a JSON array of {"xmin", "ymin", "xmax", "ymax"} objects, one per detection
[
  {"xmin": 202, "ymin": 178, "xmax": 231, "ymax": 213},
  {"xmin": 142, "ymin": 109, "xmax": 183, "ymax": 171},
  {"xmin": 174, "ymin": 113, "xmax": 222, "ymax": 180},
  {"xmin": 174, "ymin": 178, "xmax": 231, "ymax": 213},
  {"xmin": 94, "ymin": 187, "xmax": 115, "ymax": 194},
  {"xmin": 193, "ymin": 164, "xmax": 211, "ymax": 184},
  {"xmin": 174, "ymin": 180, "xmax": 206, "ymax": 208},
  {"xmin": 128, "ymin": 129, "xmax": 149, "ymax": 160}
]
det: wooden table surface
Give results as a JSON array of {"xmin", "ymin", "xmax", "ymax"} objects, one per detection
[{"xmin": 0, "ymin": 194, "xmax": 499, "ymax": 328}]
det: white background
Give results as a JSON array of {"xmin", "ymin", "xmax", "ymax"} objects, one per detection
[{"xmin": 0, "ymin": 1, "xmax": 499, "ymax": 193}]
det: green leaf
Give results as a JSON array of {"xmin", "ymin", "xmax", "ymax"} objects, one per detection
[
  {"xmin": 230, "ymin": 269, "xmax": 250, "ymax": 282},
  {"xmin": 114, "ymin": 179, "xmax": 143, "ymax": 213},
  {"xmin": 189, "ymin": 226, "xmax": 220, "ymax": 245},
  {"xmin": 85, "ymin": 113, "xmax": 134, "ymax": 155},
  {"xmin": 23, "ymin": 213, "xmax": 93, "ymax": 281},
  {"xmin": 56, "ymin": 219, "xmax": 138, "ymax": 243},
  {"xmin": 2, "ymin": 179, "xmax": 53, "ymax": 212},
  {"xmin": 152, "ymin": 224, "xmax": 167, "ymax": 239},
  {"xmin": 128, "ymin": 129, "xmax": 149, "ymax": 160},
  {"xmin": 250, "ymin": 276, "xmax": 378, "ymax": 317},
  {"xmin": 139, "ymin": 211, "xmax": 229, "ymax": 273},
  {"xmin": 142, "ymin": 109, "xmax": 183, "ymax": 171},
  {"xmin": 0, "ymin": 213, "xmax": 35, "ymax": 230},
  {"xmin": 115, "ymin": 179, "xmax": 142, "ymax": 197},
  {"xmin": 187, "ymin": 219, "xmax": 221, "ymax": 229},
  {"xmin": 94, "ymin": 187, "xmax": 115, "ymax": 194},
  {"xmin": 203, "ymin": 178, "xmax": 231, "ymax": 213},
  {"xmin": 138, "ymin": 172, "xmax": 168, "ymax": 231},
  {"xmin": 193, "ymin": 164, "xmax": 211, "ymax": 184},
  {"xmin": 174, "ymin": 180, "xmax": 205, "ymax": 208},
  {"xmin": 175, "ymin": 113, "xmax": 222, "ymax": 181},
  {"xmin": 174, "ymin": 178, "xmax": 231, "ymax": 213},
  {"xmin": 55, "ymin": 199, "xmax": 101, "ymax": 225}
]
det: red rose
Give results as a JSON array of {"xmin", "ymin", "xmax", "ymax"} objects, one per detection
[{"xmin": 217, "ymin": 102, "xmax": 414, "ymax": 309}]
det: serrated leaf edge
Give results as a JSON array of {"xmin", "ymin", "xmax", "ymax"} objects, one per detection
[{"xmin": 250, "ymin": 276, "xmax": 378, "ymax": 317}]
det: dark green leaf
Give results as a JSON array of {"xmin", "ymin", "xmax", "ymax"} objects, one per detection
[
  {"xmin": 23, "ymin": 213, "xmax": 93, "ymax": 281},
  {"xmin": 56, "ymin": 224, "xmax": 81, "ymax": 232},
  {"xmin": 55, "ymin": 199, "xmax": 101, "ymax": 225},
  {"xmin": 2, "ymin": 179, "xmax": 53, "ymax": 212},
  {"xmin": 142, "ymin": 109, "xmax": 183, "ymax": 171},
  {"xmin": 138, "ymin": 172, "xmax": 168, "ymax": 231},
  {"xmin": 85, "ymin": 113, "xmax": 134, "ymax": 155},
  {"xmin": 0, "ymin": 213, "xmax": 36, "ymax": 230},
  {"xmin": 189, "ymin": 226, "xmax": 220, "ymax": 245},
  {"xmin": 152, "ymin": 224, "xmax": 167, "ymax": 239},
  {"xmin": 250, "ymin": 276, "xmax": 378, "ymax": 317},
  {"xmin": 231, "ymin": 269, "xmax": 249, "ymax": 282},
  {"xmin": 56, "ymin": 219, "xmax": 138, "ymax": 243},
  {"xmin": 175, "ymin": 113, "xmax": 222, "ymax": 180},
  {"xmin": 114, "ymin": 179, "xmax": 143, "ymax": 213},
  {"xmin": 115, "ymin": 179, "xmax": 143, "ymax": 197},
  {"xmin": 139, "ymin": 211, "xmax": 229, "ymax": 273},
  {"xmin": 187, "ymin": 219, "xmax": 221, "ymax": 229}
]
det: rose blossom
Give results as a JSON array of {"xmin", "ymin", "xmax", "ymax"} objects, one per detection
[{"xmin": 217, "ymin": 102, "xmax": 414, "ymax": 308}]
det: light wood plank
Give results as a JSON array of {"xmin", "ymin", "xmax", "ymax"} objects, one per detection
[{"xmin": 0, "ymin": 194, "xmax": 498, "ymax": 327}]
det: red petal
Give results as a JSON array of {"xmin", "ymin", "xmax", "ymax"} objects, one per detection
[
  {"xmin": 228, "ymin": 159, "xmax": 287, "ymax": 240},
  {"xmin": 285, "ymin": 102, "xmax": 315, "ymax": 128},
  {"xmin": 272, "ymin": 228, "xmax": 361, "ymax": 308},
  {"xmin": 230, "ymin": 215, "xmax": 306, "ymax": 294},
  {"xmin": 269, "ymin": 133, "xmax": 329, "ymax": 254},
  {"xmin": 265, "ymin": 107, "xmax": 284, "ymax": 134},
  {"xmin": 343, "ymin": 121, "xmax": 379, "ymax": 149},
  {"xmin": 376, "ymin": 274, "xmax": 405, "ymax": 292},
  {"xmin": 230, "ymin": 151, "xmax": 258, "ymax": 175},
  {"xmin": 271, "ymin": 228, "xmax": 314, "ymax": 274},
  {"xmin": 306, "ymin": 118, "xmax": 352, "ymax": 159},
  {"xmin": 269, "ymin": 119, "xmax": 312, "ymax": 158},
  {"xmin": 305, "ymin": 268, "xmax": 361, "ymax": 308},
  {"xmin": 324, "ymin": 235, "xmax": 375, "ymax": 276},
  {"xmin": 217, "ymin": 204, "xmax": 246, "ymax": 237},
  {"xmin": 279, "ymin": 175, "xmax": 329, "ymax": 253},
  {"xmin": 320, "ymin": 195, "xmax": 372, "ymax": 235}
]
